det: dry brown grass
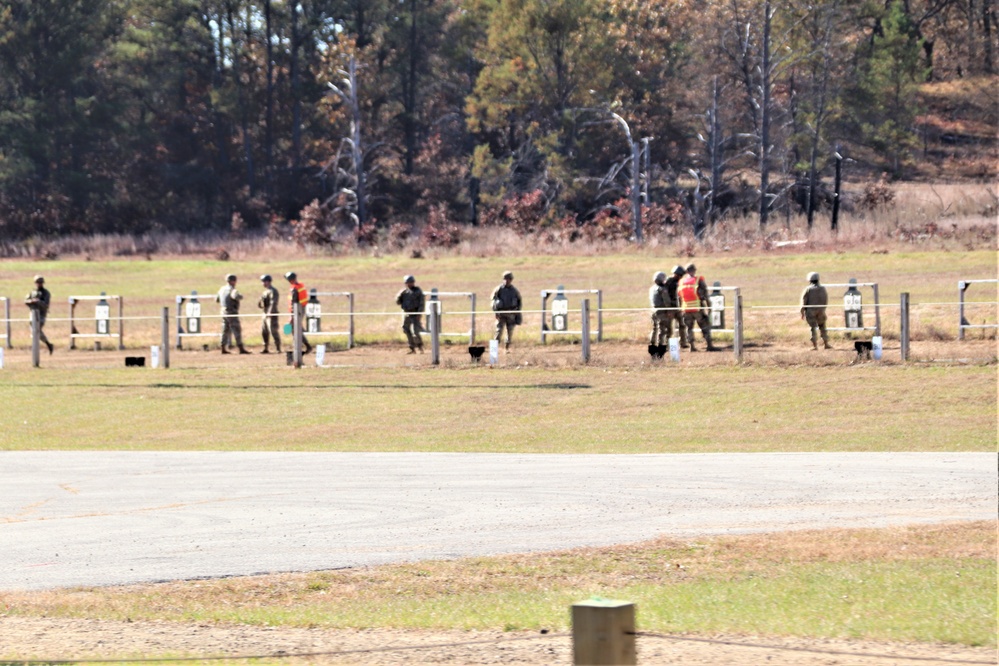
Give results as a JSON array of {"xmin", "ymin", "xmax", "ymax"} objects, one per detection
[{"xmin": 2, "ymin": 183, "xmax": 994, "ymax": 261}]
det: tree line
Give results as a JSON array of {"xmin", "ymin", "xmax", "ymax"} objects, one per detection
[{"xmin": 0, "ymin": 0, "xmax": 994, "ymax": 242}]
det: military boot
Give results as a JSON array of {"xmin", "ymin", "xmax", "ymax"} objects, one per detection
[
  {"xmin": 238, "ymin": 346, "xmax": 252, "ymax": 354},
  {"xmin": 705, "ymin": 333, "xmax": 719, "ymax": 351},
  {"xmin": 221, "ymin": 346, "xmax": 231, "ymax": 354}
]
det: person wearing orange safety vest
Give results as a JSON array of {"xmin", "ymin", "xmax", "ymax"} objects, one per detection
[
  {"xmin": 284, "ymin": 271, "xmax": 312, "ymax": 354},
  {"xmin": 679, "ymin": 264, "xmax": 717, "ymax": 351}
]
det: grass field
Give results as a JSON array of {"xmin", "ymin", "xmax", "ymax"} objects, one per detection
[
  {"xmin": 0, "ymin": 249, "xmax": 995, "ymax": 350},
  {"xmin": 2, "ymin": 523, "xmax": 994, "ymax": 648},
  {"xmin": 0, "ymin": 364, "xmax": 994, "ymax": 451},
  {"xmin": 0, "ymin": 246, "xmax": 995, "ymax": 660}
]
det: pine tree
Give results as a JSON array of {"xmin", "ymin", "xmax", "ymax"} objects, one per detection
[{"xmin": 851, "ymin": 0, "xmax": 929, "ymax": 175}]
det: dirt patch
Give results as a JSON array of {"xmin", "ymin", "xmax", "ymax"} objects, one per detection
[{"xmin": 1, "ymin": 617, "xmax": 996, "ymax": 665}]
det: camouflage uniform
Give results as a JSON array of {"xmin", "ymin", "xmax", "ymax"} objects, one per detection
[
  {"xmin": 216, "ymin": 277, "xmax": 246, "ymax": 352},
  {"xmin": 662, "ymin": 272, "xmax": 688, "ymax": 347},
  {"xmin": 800, "ymin": 277, "xmax": 830, "ymax": 349},
  {"xmin": 24, "ymin": 277, "xmax": 53, "ymax": 354},
  {"xmin": 491, "ymin": 273, "xmax": 522, "ymax": 349},
  {"xmin": 258, "ymin": 280, "xmax": 281, "ymax": 353},
  {"xmin": 649, "ymin": 278, "xmax": 669, "ymax": 345},
  {"xmin": 396, "ymin": 281, "xmax": 426, "ymax": 352}
]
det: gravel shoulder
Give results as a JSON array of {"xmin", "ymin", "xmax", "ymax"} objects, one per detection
[{"xmin": 3, "ymin": 617, "xmax": 997, "ymax": 665}]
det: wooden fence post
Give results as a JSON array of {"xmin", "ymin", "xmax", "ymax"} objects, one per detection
[{"xmin": 572, "ymin": 598, "xmax": 636, "ymax": 665}]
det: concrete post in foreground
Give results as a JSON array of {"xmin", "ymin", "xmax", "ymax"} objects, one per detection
[
  {"xmin": 581, "ymin": 299, "xmax": 590, "ymax": 363},
  {"xmin": 900, "ymin": 292, "xmax": 910, "ymax": 361},
  {"xmin": 161, "ymin": 307, "xmax": 170, "ymax": 369},
  {"xmin": 30, "ymin": 309, "xmax": 40, "ymax": 368},
  {"xmin": 572, "ymin": 598, "xmax": 636, "ymax": 665}
]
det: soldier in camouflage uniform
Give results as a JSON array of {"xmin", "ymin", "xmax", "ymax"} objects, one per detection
[
  {"xmin": 800, "ymin": 272, "xmax": 831, "ymax": 350},
  {"xmin": 491, "ymin": 271, "xmax": 522, "ymax": 350},
  {"xmin": 258, "ymin": 274, "xmax": 281, "ymax": 354},
  {"xmin": 662, "ymin": 265, "xmax": 688, "ymax": 348},
  {"xmin": 24, "ymin": 275, "xmax": 54, "ymax": 354},
  {"xmin": 396, "ymin": 275, "xmax": 426, "ymax": 353},
  {"xmin": 648, "ymin": 271, "xmax": 669, "ymax": 346},
  {"xmin": 217, "ymin": 274, "xmax": 250, "ymax": 354}
]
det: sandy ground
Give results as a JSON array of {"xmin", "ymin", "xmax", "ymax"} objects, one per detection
[
  {"xmin": 1, "ymin": 335, "xmax": 996, "ymax": 370},
  {"xmin": 2, "ymin": 617, "xmax": 997, "ymax": 665}
]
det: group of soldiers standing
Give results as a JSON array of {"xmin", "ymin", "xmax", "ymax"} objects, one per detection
[
  {"xmin": 648, "ymin": 264, "xmax": 718, "ymax": 353},
  {"xmin": 21, "ymin": 267, "xmax": 833, "ymax": 356},
  {"xmin": 214, "ymin": 271, "xmax": 312, "ymax": 355}
]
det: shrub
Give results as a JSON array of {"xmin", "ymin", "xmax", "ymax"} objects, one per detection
[
  {"xmin": 420, "ymin": 206, "xmax": 462, "ymax": 248},
  {"xmin": 291, "ymin": 199, "xmax": 332, "ymax": 247},
  {"xmin": 860, "ymin": 174, "xmax": 896, "ymax": 210}
]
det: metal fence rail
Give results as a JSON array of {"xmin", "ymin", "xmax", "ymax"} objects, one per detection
[{"xmin": 958, "ymin": 279, "xmax": 998, "ymax": 340}]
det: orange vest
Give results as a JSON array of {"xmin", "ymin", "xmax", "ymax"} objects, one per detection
[
  {"xmin": 289, "ymin": 282, "xmax": 308, "ymax": 312},
  {"xmin": 679, "ymin": 275, "xmax": 700, "ymax": 312}
]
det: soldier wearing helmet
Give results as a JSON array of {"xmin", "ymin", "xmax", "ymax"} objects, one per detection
[
  {"xmin": 216, "ymin": 274, "xmax": 250, "ymax": 354},
  {"xmin": 662, "ymin": 265, "xmax": 688, "ymax": 349},
  {"xmin": 678, "ymin": 264, "xmax": 718, "ymax": 351},
  {"xmin": 395, "ymin": 275, "xmax": 426, "ymax": 353},
  {"xmin": 24, "ymin": 275, "xmax": 54, "ymax": 354},
  {"xmin": 800, "ymin": 272, "xmax": 831, "ymax": 350},
  {"xmin": 648, "ymin": 271, "xmax": 670, "ymax": 352},
  {"xmin": 258, "ymin": 274, "xmax": 281, "ymax": 354},
  {"xmin": 491, "ymin": 271, "xmax": 522, "ymax": 350}
]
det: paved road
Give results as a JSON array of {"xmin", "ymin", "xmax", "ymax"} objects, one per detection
[{"xmin": 1, "ymin": 452, "xmax": 995, "ymax": 590}]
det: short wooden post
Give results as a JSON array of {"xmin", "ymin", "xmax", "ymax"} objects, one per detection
[
  {"xmin": 733, "ymin": 289, "xmax": 744, "ymax": 362},
  {"xmin": 572, "ymin": 598, "xmax": 636, "ymax": 665},
  {"xmin": 900, "ymin": 292, "xmax": 910, "ymax": 361},
  {"xmin": 4, "ymin": 298, "xmax": 11, "ymax": 349},
  {"xmin": 430, "ymin": 305, "xmax": 441, "ymax": 365},
  {"xmin": 117, "ymin": 296, "xmax": 125, "ymax": 350},
  {"xmin": 581, "ymin": 299, "xmax": 591, "ymax": 363},
  {"xmin": 30, "ymin": 309, "xmax": 40, "ymax": 368},
  {"xmin": 347, "ymin": 292, "xmax": 355, "ymax": 349},
  {"xmin": 161, "ymin": 307, "xmax": 170, "ymax": 369},
  {"xmin": 293, "ymin": 302, "xmax": 303, "ymax": 369}
]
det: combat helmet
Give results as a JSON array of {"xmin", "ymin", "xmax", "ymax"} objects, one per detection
[
  {"xmin": 284, "ymin": 271, "xmax": 297, "ymax": 281},
  {"xmin": 404, "ymin": 275, "xmax": 415, "ymax": 284},
  {"xmin": 653, "ymin": 271, "xmax": 666, "ymax": 284},
  {"xmin": 807, "ymin": 272, "xmax": 820, "ymax": 283},
  {"xmin": 672, "ymin": 265, "xmax": 685, "ymax": 276}
]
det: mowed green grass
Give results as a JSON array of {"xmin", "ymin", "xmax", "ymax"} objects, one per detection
[{"xmin": 0, "ymin": 364, "xmax": 993, "ymax": 451}]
